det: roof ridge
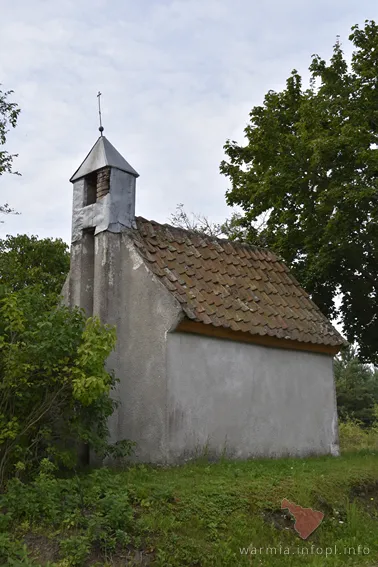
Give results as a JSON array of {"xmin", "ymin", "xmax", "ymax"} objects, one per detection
[{"xmin": 134, "ymin": 216, "xmax": 278, "ymax": 256}]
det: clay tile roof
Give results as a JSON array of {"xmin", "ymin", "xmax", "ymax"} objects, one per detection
[{"xmin": 129, "ymin": 217, "xmax": 345, "ymax": 348}]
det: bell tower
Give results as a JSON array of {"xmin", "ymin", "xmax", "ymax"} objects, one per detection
[
  {"xmin": 67, "ymin": 129, "xmax": 139, "ymax": 317},
  {"xmin": 70, "ymin": 134, "xmax": 139, "ymax": 240}
]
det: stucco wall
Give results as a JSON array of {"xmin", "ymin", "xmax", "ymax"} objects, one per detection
[
  {"xmin": 166, "ymin": 332, "xmax": 339, "ymax": 461},
  {"xmin": 93, "ymin": 232, "xmax": 182, "ymax": 463}
]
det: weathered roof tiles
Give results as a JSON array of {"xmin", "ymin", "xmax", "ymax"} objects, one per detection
[{"xmin": 129, "ymin": 217, "xmax": 345, "ymax": 348}]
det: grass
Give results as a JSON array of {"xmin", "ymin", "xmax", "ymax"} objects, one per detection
[
  {"xmin": 117, "ymin": 453, "xmax": 378, "ymax": 566},
  {"xmin": 2, "ymin": 449, "xmax": 378, "ymax": 566}
]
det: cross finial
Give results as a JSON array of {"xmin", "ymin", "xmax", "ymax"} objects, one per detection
[{"xmin": 97, "ymin": 91, "xmax": 104, "ymax": 135}]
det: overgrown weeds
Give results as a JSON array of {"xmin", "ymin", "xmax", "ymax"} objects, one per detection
[{"xmin": 339, "ymin": 418, "xmax": 378, "ymax": 452}]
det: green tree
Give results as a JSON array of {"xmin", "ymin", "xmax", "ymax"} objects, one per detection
[
  {"xmin": 220, "ymin": 20, "xmax": 378, "ymax": 362},
  {"xmin": 334, "ymin": 346, "xmax": 378, "ymax": 426},
  {"xmin": 0, "ymin": 234, "xmax": 70, "ymax": 303},
  {"xmin": 0, "ymin": 237, "xmax": 135, "ymax": 486}
]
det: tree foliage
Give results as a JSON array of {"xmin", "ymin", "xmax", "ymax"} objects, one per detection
[
  {"xmin": 0, "ymin": 233, "xmax": 133, "ymax": 487},
  {"xmin": 334, "ymin": 346, "xmax": 378, "ymax": 427},
  {"xmin": 0, "ymin": 86, "xmax": 20, "ymax": 223},
  {"xmin": 0, "ymin": 204, "xmax": 19, "ymax": 224},
  {"xmin": 0, "ymin": 85, "xmax": 20, "ymax": 177},
  {"xmin": 0, "ymin": 234, "xmax": 70, "ymax": 304},
  {"xmin": 220, "ymin": 20, "xmax": 378, "ymax": 362}
]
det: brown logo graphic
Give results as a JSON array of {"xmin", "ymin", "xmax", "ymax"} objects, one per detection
[{"xmin": 281, "ymin": 498, "xmax": 324, "ymax": 539}]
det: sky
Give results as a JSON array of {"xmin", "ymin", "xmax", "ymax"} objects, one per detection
[{"xmin": 0, "ymin": 0, "xmax": 376, "ymax": 245}]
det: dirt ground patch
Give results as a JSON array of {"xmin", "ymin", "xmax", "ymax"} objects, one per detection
[
  {"xmin": 23, "ymin": 534, "xmax": 155, "ymax": 566},
  {"xmin": 351, "ymin": 481, "xmax": 378, "ymax": 518},
  {"xmin": 261, "ymin": 508, "xmax": 296, "ymax": 532},
  {"xmin": 23, "ymin": 534, "xmax": 59, "ymax": 564}
]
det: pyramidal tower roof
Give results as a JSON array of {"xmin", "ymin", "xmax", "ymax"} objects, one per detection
[{"xmin": 70, "ymin": 135, "xmax": 139, "ymax": 182}]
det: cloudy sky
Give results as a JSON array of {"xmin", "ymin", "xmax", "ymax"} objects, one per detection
[{"xmin": 0, "ymin": 1, "xmax": 376, "ymax": 244}]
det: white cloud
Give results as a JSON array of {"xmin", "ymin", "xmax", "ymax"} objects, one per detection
[{"xmin": 0, "ymin": 0, "xmax": 375, "ymax": 243}]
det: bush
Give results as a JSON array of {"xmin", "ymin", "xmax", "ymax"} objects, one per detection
[
  {"xmin": 0, "ymin": 464, "xmax": 133, "ymax": 566},
  {"xmin": 0, "ymin": 287, "xmax": 131, "ymax": 488},
  {"xmin": 59, "ymin": 535, "xmax": 91, "ymax": 567},
  {"xmin": 339, "ymin": 418, "xmax": 378, "ymax": 452}
]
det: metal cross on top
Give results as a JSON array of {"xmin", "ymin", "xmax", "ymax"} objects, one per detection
[{"xmin": 97, "ymin": 91, "xmax": 104, "ymax": 135}]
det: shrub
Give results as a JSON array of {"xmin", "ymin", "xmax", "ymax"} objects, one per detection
[
  {"xmin": 59, "ymin": 535, "xmax": 91, "ymax": 567},
  {"xmin": 0, "ymin": 464, "xmax": 133, "ymax": 565},
  {"xmin": 339, "ymin": 418, "xmax": 378, "ymax": 452},
  {"xmin": 0, "ymin": 287, "xmax": 130, "ymax": 488}
]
